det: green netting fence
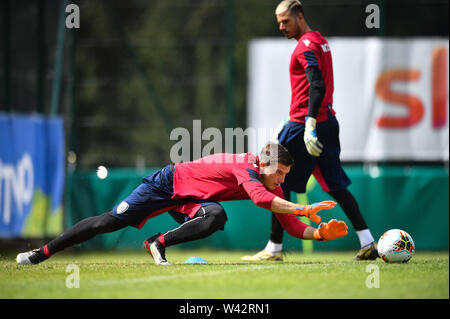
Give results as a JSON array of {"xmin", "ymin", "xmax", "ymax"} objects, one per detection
[{"xmin": 65, "ymin": 165, "xmax": 449, "ymax": 252}]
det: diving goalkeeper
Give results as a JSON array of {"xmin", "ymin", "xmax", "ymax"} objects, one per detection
[{"xmin": 17, "ymin": 143, "xmax": 347, "ymax": 266}]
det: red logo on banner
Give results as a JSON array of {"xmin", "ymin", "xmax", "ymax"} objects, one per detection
[
  {"xmin": 375, "ymin": 47, "xmax": 448, "ymax": 129},
  {"xmin": 432, "ymin": 47, "xmax": 448, "ymax": 128}
]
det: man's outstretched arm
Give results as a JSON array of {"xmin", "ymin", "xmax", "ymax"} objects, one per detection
[
  {"xmin": 275, "ymin": 213, "xmax": 348, "ymax": 241},
  {"xmin": 240, "ymin": 179, "xmax": 335, "ymax": 223},
  {"xmin": 270, "ymin": 195, "xmax": 336, "ymax": 223}
]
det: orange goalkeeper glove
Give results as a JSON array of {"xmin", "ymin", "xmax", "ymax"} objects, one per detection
[
  {"xmin": 294, "ymin": 200, "xmax": 337, "ymax": 223},
  {"xmin": 313, "ymin": 219, "xmax": 348, "ymax": 241}
]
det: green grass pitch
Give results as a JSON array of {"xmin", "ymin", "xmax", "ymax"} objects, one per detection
[{"xmin": 1, "ymin": 250, "xmax": 448, "ymax": 299}]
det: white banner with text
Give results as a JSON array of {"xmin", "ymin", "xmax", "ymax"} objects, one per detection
[{"xmin": 247, "ymin": 38, "xmax": 449, "ymax": 161}]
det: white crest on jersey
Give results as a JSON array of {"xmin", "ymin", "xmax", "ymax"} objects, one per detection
[
  {"xmin": 303, "ymin": 39, "xmax": 310, "ymax": 47},
  {"xmin": 321, "ymin": 43, "xmax": 331, "ymax": 52},
  {"xmin": 116, "ymin": 201, "xmax": 129, "ymax": 214}
]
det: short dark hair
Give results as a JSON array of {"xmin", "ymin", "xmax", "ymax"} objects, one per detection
[
  {"xmin": 259, "ymin": 143, "xmax": 294, "ymax": 167},
  {"xmin": 289, "ymin": 1, "xmax": 304, "ymax": 15}
]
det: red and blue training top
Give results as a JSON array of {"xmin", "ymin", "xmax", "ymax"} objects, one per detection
[
  {"xmin": 289, "ymin": 31, "xmax": 335, "ymax": 123},
  {"xmin": 172, "ymin": 152, "xmax": 309, "ymax": 238}
]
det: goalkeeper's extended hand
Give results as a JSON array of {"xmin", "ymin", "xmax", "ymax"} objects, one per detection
[
  {"xmin": 313, "ymin": 219, "xmax": 348, "ymax": 241},
  {"xmin": 295, "ymin": 200, "xmax": 337, "ymax": 223},
  {"xmin": 304, "ymin": 117, "xmax": 323, "ymax": 157}
]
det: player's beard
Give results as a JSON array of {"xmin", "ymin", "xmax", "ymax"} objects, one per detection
[{"xmin": 285, "ymin": 23, "xmax": 301, "ymax": 39}]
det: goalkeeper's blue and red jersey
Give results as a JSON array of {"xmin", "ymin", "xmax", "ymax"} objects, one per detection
[
  {"xmin": 289, "ymin": 31, "xmax": 335, "ymax": 123},
  {"xmin": 111, "ymin": 152, "xmax": 310, "ymax": 238},
  {"xmin": 172, "ymin": 152, "xmax": 283, "ymax": 214},
  {"xmin": 171, "ymin": 153, "xmax": 309, "ymax": 239}
]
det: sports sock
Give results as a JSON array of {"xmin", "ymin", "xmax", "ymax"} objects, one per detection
[
  {"xmin": 45, "ymin": 212, "xmax": 127, "ymax": 255},
  {"xmin": 328, "ymin": 188, "xmax": 368, "ymax": 231},
  {"xmin": 356, "ymin": 229, "xmax": 375, "ymax": 248},
  {"xmin": 269, "ymin": 213, "xmax": 284, "ymax": 244},
  {"xmin": 42, "ymin": 245, "xmax": 52, "ymax": 258},
  {"xmin": 157, "ymin": 234, "xmax": 166, "ymax": 247},
  {"xmin": 328, "ymin": 188, "xmax": 374, "ymax": 248},
  {"xmin": 265, "ymin": 240, "xmax": 283, "ymax": 254}
]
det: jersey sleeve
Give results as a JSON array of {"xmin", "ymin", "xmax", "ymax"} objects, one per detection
[
  {"xmin": 274, "ymin": 213, "xmax": 310, "ymax": 239},
  {"xmin": 297, "ymin": 42, "xmax": 326, "ymax": 118},
  {"xmin": 305, "ymin": 65, "xmax": 326, "ymax": 118},
  {"xmin": 296, "ymin": 40, "xmax": 322, "ymax": 71},
  {"xmin": 233, "ymin": 166, "xmax": 277, "ymax": 210}
]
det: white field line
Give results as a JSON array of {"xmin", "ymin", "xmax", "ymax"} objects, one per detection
[
  {"xmin": 3, "ymin": 262, "xmax": 349, "ymax": 288},
  {"xmin": 92, "ymin": 262, "xmax": 350, "ymax": 286},
  {"xmin": 92, "ymin": 264, "xmax": 280, "ymax": 286}
]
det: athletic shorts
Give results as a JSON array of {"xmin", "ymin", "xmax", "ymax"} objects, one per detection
[
  {"xmin": 110, "ymin": 164, "xmax": 220, "ymax": 228},
  {"xmin": 278, "ymin": 111, "xmax": 351, "ymax": 194}
]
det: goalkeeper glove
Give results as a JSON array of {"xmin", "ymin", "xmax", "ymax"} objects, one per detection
[
  {"xmin": 313, "ymin": 219, "xmax": 348, "ymax": 241},
  {"xmin": 295, "ymin": 200, "xmax": 337, "ymax": 223},
  {"xmin": 304, "ymin": 117, "xmax": 323, "ymax": 157}
]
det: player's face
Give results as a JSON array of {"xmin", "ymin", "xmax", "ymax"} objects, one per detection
[
  {"xmin": 276, "ymin": 11, "xmax": 301, "ymax": 39},
  {"xmin": 260, "ymin": 163, "xmax": 291, "ymax": 190}
]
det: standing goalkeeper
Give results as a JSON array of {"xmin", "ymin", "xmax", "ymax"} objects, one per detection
[{"xmin": 243, "ymin": 0, "xmax": 377, "ymax": 262}]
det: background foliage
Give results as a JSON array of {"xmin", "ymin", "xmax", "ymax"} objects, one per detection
[{"xmin": 1, "ymin": 0, "xmax": 448, "ymax": 168}]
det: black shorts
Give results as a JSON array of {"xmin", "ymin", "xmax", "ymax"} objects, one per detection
[{"xmin": 278, "ymin": 112, "xmax": 351, "ymax": 194}]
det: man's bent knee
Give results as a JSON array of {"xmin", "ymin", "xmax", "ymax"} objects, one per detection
[{"xmin": 203, "ymin": 205, "xmax": 228, "ymax": 231}]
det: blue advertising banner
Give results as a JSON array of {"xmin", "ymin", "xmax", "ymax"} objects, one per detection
[{"xmin": 0, "ymin": 113, "xmax": 64, "ymax": 237}]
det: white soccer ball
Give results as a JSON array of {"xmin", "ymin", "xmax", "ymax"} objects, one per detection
[{"xmin": 377, "ymin": 229, "xmax": 415, "ymax": 263}]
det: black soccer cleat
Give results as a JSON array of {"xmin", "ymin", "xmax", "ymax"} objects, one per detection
[
  {"xmin": 143, "ymin": 233, "xmax": 170, "ymax": 266},
  {"xmin": 16, "ymin": 248, "xmax": 48, "ymax": 265}
]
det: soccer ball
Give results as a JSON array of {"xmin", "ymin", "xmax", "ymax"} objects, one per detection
[{"xmin": 377, "ymin": 229, "xmax": 415, "ymax": 263}]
